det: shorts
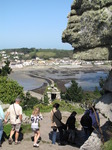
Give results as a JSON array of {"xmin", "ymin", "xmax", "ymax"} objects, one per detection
[
  {"xmin": 32, "ymin": 128, "xmax": 39, "ymax": 133},
  {"xmin": 11, "ymin": 123, "xmax": 21, "ymax": 132}
]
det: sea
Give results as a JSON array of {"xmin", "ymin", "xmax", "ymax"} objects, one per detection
[
  {"xmin": 65, "ymin": 71, "xmax": 108, "ymax": 91},
  {"xmin": 8, "ymin": 70, "xmax": 108, "ymax": 91}
]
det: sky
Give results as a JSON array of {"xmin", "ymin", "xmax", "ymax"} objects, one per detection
[{"xmin": 0, "ymin": 0, "xmax": 73, "ymax": 50}]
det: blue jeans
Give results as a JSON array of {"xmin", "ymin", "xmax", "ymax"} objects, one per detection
[
  {"xmin": 52, "ymin": 129, "xmax": 57, "ymax": 144},
  {"xmin": 0, "ymin": 119, "xmax": 3, "ymax": 141}
]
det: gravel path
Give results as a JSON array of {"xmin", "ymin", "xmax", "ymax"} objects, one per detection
[
  {"xmin": 1, "ymin": 112, "xmax": 107, "ymax": 150},
  {"xmin": 1, "ymin": 112, "xmax": 81, "ymax": 150}
]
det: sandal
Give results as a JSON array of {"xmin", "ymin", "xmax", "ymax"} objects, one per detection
[
  {"xmin": 15, "ymin": 141, "xmax": 21, "ymax": 145},
  {"xmin": 8, "ymin": 138, "xmax": 13, "ymax": 145}
]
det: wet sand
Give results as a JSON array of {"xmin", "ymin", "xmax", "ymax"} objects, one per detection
[{"xmin": 9, "ymin": 64, "xmax": 110, "ymax": 93}]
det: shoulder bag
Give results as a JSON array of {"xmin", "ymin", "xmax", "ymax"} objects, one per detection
[
  {"xmin": 51, "ymin": 110, "xmax": 57, "ymax": 129},
  {"xmin": 53, "ymin": 110, "xmax": 67, "ymax": 130},
  {"xmin": 13, "ymin": 104, "xmax": 19, "ymax": 120}
]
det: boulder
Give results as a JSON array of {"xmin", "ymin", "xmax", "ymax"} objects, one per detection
[
  {"xmin": 96, "ymin": 93, "xmax": 112, "ymax": 122},
  {"xmin": 80, "ymin": 132, "xmax": 102, "ymax": 150},
  {"xmin": 62, "ymin": 0, "xmax": 112, "ymax": 60},
  {"xmin": 103, "ymin": 70, "xmax": 112, "ymax": 92}
]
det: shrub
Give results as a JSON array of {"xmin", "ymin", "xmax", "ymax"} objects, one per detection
[
  {"xmin": 22, "ymin": 92, "xmax": 40, "ymax": 110},
  {"xmin": 64, "ymin": 80, "xmax": 83, "ymax": 102},
  {"xmin": 0, "ymin": 76, "xmax": 23, "ymax": 104}
]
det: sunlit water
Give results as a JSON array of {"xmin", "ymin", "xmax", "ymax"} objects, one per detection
[
  {"xmin": 65, "ymin": 71, "xmax": 108, "ymax": 91},
  {"xmin": 8, "ymin": 72, "xmax": 47, "ymax": 91}
]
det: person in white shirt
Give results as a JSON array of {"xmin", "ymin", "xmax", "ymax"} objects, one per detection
[
  {"xmin": 31, "ymin": 107, "xmax": 43, "ymax": 147},
  {"xmin": 4, "ymin": 97, "xmax": 22, "ymax": 145}
]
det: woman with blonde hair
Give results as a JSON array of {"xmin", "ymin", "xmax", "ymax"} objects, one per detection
[{"xmin": 31, "ymin": 107, "xmax": 43, "ymax": 147}]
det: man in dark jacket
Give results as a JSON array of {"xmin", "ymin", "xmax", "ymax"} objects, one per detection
[
  {"xmin": 80, "ymin": 110, "xmax": 93, "ymax": 140},
  {"xmin": 66, "ymin": 111, "xmax": 77, "ymax": 144}
]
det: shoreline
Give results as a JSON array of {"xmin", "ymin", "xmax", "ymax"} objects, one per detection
[
  {"xmin": 11, "ymin": 64, "xmax": 111, "ymax": 73},
  {"xmin": 9, "ymin": 64, "xmax": 110, "ymax": 94}
]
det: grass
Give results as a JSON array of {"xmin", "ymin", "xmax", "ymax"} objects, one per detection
[
  {"xmin": 23, "ymin": 109, "xmax": 32, "ymax": 117},
  {"xmin": 102, "ymin": 139, "xmax": 112, "ymax": 150},
  {"xmin": 3, "ymin": 124, "xmax": 11, "ymax": 136},
  {"xmin": 21, "ymin": 124, "xmax": 31, "ymax": 134},
  {"xmin": 3, "ymin": 123, "xmax": 31, "ymax": 137},
  {"xmin": 23, "ymin": 100, "xmax": 84, "ymax": 117}
]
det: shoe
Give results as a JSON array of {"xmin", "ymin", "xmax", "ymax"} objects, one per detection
[
  {"xmin": 8, "ymin": 138, "xmax": 13, "ymax": 145},
  {"xmin": 58, "ymin": 142, "xmax": 66, "ymax": 146},
  {"xmin": 15, "ymin": 141, "xmax": 21, "ymax": 145},
  {"xmin": 33, "ymin": 143, "xmax": 39, "ymax": 147}
]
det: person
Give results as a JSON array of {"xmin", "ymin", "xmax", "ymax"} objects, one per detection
[
  {"xmin": 31, "ymin": 107, "xmax": 43, "ymax": 147},
  {"xmin": 4, "ymin": 97, "xmax": 22, "ymax": 145},
  {"xmin": 80, "ymin": 110, "xmax": 93, "ymax": 140},
  {"xmin": 50, "ymin": 104, "xmax": 58, "ymax": 144},
  {"xmin": 66, "ymin": 111, "xmax": 77, "ymax": 144},
  {"xmin": 51, "ymin": 103, "xmax": 65, "ymax": 145},
  {"xmin": 0, "ymin": 105, "xmax": 5, "ymax": 147},
  {"xmin": 89, "ymin": 107, "xmax": 100, "ymax": 129}
]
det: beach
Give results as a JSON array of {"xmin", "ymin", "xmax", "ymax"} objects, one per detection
[{"xmin": 8, "ymin": 64, "xmax": 110, "ymax": 93}]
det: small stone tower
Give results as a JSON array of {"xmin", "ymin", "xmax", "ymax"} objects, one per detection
[{"xmin": 46, "ymin": 83, "xmax": 61, "ymax": 103}]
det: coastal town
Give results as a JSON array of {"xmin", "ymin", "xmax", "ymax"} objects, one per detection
[{"xmin": 0, "ymin": 50, "xmax": 112, "ymax": 69}]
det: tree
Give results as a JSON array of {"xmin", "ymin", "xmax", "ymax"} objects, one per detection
[
  {"xmin": 22, "ymin": 92, "xmax": 40, "ymax": 110},
  {"xmin": 99, "ymin": 76, "xmax": 107, "ymax": 95},
  {"xmin": 64, "ymin": 80, "xmax": 83, "ymax": 102},
  {"xmin": 0, "ymin": 76, "xmax": 23, "ymax": 104},
  {"xmin": 43, "ymin": 94, "xmax": 49, "ymax": 105},
  {"xmin": 0, "ymin": 60, "xmax": 12, "ymax": 76}
]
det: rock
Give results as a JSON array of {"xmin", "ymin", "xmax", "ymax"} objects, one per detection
[
  {"xmin": 73, "ymin": 47, "xmax": 109, "ymax": 60},
  {"xmin": 96, "ymin": 93, "xmax": 112, "ymax": 122},
  {"xmin": 1, "ymin": 103, "xmax": 10, "ymax": 110},
  {"xmin": 103, "ymin": 70, "xmax": 112, "ymax": 92},
  {"xmin": 0, "ymin": 101, "xmax": 3, "ymax": 105},
  {"xmin": 22, "ymin": 113, "xmax": 31, "ymax": 124},
  {"xmin": 80, "ymin": 132, "xmax": 102, "ymax": 150},
  {"xmin": 95, "ymin": 70, "xmax": 112, "ymax": 122},
  {"xmin": 62, "ymin": 0, "xmax": 112, "ymax": 60}
]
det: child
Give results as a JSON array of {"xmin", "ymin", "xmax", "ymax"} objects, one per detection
[{"xmin": 31, "ymin": 107, "xmax": 43, "ymax": 147}]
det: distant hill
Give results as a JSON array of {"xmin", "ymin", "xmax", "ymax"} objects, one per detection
[{"xmin": 0, "ymin": 48, "xmax": 73, "ymax": 60}]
